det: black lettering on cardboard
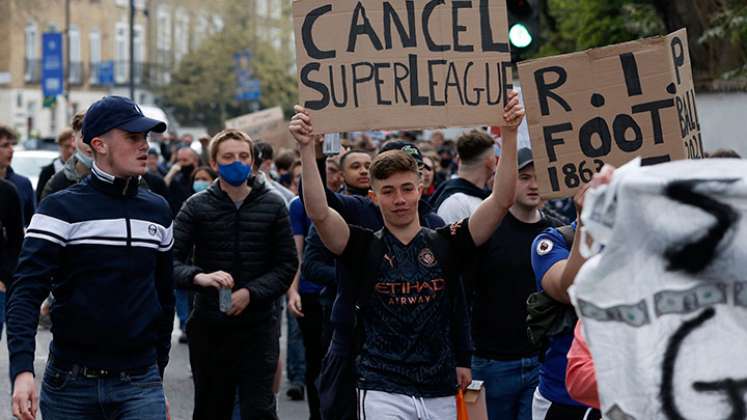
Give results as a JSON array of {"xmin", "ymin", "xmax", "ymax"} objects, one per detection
[
  {"xmin": 543, "ymin": 123, "xmax": 572, "ymax": 162},
  {"xmin": 373, "ymin": 63, "xmax": 392, "ymax": 105},
  {"xmin": 632, "ymin": 99, "xmax": 674, "ymax": 145},
  {"xmin": 619, "ymin": 52, "xmax": 643, "ymax": 96},
  {"xmin": 445, "ymin": 62, "xmax": 465, "ymax": 105},
  {"xmin": 463, "ymin": 62, "xmax": 481, "ymax": 105},
  {"xmin": 423, "ymin": 0, "xmax": 450, "ymax": 52},
  {"xmin": 534, "ymin": 66, "xmax": 571, "ymax": 116},
  {"xmin": 383, "ymin": 1, "xmax": 416, "ymax": 49},
  {"xmin": 452, "ymin": 1, "xmax": 474, "ymax": 52},
  {"xmin": 393, "ymin": 62, "xmax": 410, "ymax": 104},
  {"xmin": 686, "ymin": 90, "xmax": 698, "ymax": 131},
  {"xmin": 301, "ymin": 63, "xmax": 330, "ymax": 110},
  {"xmin": 479, "ymin": 0, "xmax": 509, "ymax": 52},
  {"xmin": 485, "ymin": 62, "xmax": 501, "ymax": 106},
  {"xmin": 409, "ymin": 54, "xmax": 429, "ymax": 106},
  {"xmin": 671, "ymin": 36, "xmax": 685, "ymax": 85},
  {"xmin": 689, "ymin": 89, "xmax": 701, "ymax": 130},
  {"xmin": 501, "ymin": 61, "xmax": 513, "ymax": 106},
  {"xmin": 328, "ymin": 64, "xmax": 348, "ymax": 107},
  {"xmin": 351, "ymin": 62, "xmax": 375, "ymax": 107},
  {"xmin": 676, "ymin": 96, "xmax": 689, "ymax": 137},
  {"xmin": 579, "ymin": 117, "xmax": 611, "ymax": 158},
  {"xmin": 347, "ymin": 2, "xmax": 384, "ymax": 53},
  {"xmin": 428, "ymin": 59, "xmax": 447, "ymax": 106},
  {"xmin": 640, "ymin": 155, "xmax": 671, "ymax": 166},
  {"xmin": 302, "ymin": 5, "xmax": 335, "ymax": 59},
  {"xmin": 613, "ymin": 114, "xmax": 643, "ymax": 152}
]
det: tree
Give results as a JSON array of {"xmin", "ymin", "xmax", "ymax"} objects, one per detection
[
  {"xmin": 537, "ymin": 0, "xmax": 665, "ymax": 57},
  {"xmin": 158, "ymin": 0, "xmax": 297, "ymax": 134}
]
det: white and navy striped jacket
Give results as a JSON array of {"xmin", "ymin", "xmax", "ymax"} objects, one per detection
[{"xmin": 7, "ymin": 164, "xmax": 175, "ymax": 381}]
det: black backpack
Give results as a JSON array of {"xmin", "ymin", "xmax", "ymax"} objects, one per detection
[{"xmin": 525, "ymin": 225, "xmax": 578, "ymax": 361}]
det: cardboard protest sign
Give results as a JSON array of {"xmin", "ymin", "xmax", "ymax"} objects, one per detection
[
  {"xmin": 224, "ymin": 106, "xmax": 293, "ymax": 149},
  {"xmin": 292, "ymin": 0, "xmax": 512, "ymax": 133},
  {"xmin": 571, "ymin": 158, "xmax": 747, "ymax": 419},
  {"xmin": 518, "ymin": 29, "xmax": 704, "ymax": 199}
]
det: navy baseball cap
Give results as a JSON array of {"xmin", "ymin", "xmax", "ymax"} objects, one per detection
[{"xmin": 82, "ymin": 96, "xmax": 167, "ymax": 144}]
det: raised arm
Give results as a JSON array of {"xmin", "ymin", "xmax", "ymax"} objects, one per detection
[
  {"xmin": 468, "ymin": 90, "xmax": 524, "ymax": 246},
  {"xmin": 290, "ymin": 106, "xmax": 350, "ymax": 256}
]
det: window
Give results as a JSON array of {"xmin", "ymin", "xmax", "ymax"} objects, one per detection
[
  {"xmin": 89, "ymin": 30, "xmax": 101, "ymax": 83},
  {"xmin": 157, "ymin": 6, "xmax": 171, "ymax": 52},
  {"xmin": 270, "ymin": 0, "xmax": 282, "ymax": 19},
  {"xmin": 270, "ymin": 27, "xmax": 282, "ymax": 50},
  {"xmin": 257, "ymin": 0, "xmax": 268, "ymax": 18},
  {"xmin": 212, "ymin": 15, "xmax": 224, "ymax": 33},
  {"xmin": 133, "ymin": 25, "xmax": 144, "ymax": 82},
  {"xmin": 194, "ymin": 14, "xmax": 208, "ymax": 48},
  {"xmin": 68, "ymin": 26, "xmax": 81, "ymax": 83},
  {"xmin": 24, "ymin": 22, "xmax": 37, "ymax": 82},
  {"xmin": 174, "ymin": 10, "xmax": 189, "ymax": 62},
  {"xmin": 115, "ymin": 22, "xmax": 128, "ymax": 83}
]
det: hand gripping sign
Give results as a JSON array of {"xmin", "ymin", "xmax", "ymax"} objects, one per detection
[
  {"xmin": 293, "ymin": 0, "xmax": 513, "ymax": 133},
  {"xmin": 518, "ymin": 29, "xmax": 704, "ymax": 199},
  {"xmin": 569, "ymin": 157, "xmax": 747, "ymax": 420}
]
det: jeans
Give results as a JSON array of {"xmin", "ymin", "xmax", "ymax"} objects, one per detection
[
  {"xmin": 472, "ymin": 355, "xmax": 539, "ymax": 420},
  {"xmin": 40, "ymin": 362, "xmax": 166, "ymax": 419},
  {"xmin": 286, "ymin": 298, "xmax": 306, "ymax": 385}
]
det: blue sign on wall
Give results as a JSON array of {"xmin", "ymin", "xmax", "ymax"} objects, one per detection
[
  {"xmin": 234, "ymin": 50, "xmax": 261, "ymax": 102},
  {"xmin": 42, "ymin": 32, "xmax": 64, "ymax": 99},
  {"xmin": 98, "ymin": 61, "xmax": 115, "ymax": 86}
]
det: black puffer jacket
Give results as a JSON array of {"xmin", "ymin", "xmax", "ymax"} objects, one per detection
[{"xmin": 173, "ymin": 176, "xmax": 297, "ymax": 324}]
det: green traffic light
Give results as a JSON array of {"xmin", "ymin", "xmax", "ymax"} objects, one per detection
[{"xmin": 509, "ymin": 23, "xmax": 533, "ymax": 48}]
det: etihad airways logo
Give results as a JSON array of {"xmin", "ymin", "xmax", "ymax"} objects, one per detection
[{"xmin": 375, "ymin": 279, "xmax": 446, "ymax": 305}]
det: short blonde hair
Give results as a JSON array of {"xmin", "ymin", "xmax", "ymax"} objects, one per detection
[{"xmin": 209, "ymin": 129, "xmax": 255, "ymax": 163}]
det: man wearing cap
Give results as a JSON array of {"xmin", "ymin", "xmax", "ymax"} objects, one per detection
[
  {"xmin": 467, "ymin": 148, "xmax": 564, "ymax": 420},
  {"xmin": 7, "ymin": 96, "xmax": 174, "ymax": 420}
]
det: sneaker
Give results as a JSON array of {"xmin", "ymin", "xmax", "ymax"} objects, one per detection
[
  {"xmin": 286, "ymin": 383, "xmax": 305, "ymax": 401},
  {"xmin": 178, "ymin": 331, "xmax": 188, "ymax": 344}
]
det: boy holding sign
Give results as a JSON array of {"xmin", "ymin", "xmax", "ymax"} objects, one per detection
[{"xmin": 290, "ymin": 91, "xmax": 524, "ymax": 419}]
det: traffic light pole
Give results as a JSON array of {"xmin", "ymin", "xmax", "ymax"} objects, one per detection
[{"xmin": 129, "ymin": 0, "xmax": 135, "ymax": 99}]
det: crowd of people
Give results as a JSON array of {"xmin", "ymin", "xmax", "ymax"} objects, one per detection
[{"xmin": 0, "ymin": 93, "xmax": 742, "ymax": 420}]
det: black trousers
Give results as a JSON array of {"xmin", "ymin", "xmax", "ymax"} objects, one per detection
[
  {"xmin": 297, "ymin": 294, "xmax": 324, "ymax": 420},
  {"xmin": 545, "ymin": 403, "xmax": 601, "ymax": 420},
  {"xmin": 187, "ymin": 313, "xmax": 279, "ymax": 420}
]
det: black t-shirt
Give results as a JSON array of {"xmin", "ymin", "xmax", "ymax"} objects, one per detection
[
  {"xmin": 469, "ymin": 211, "xmax": 552, "ymax": 360},
  {"xmin": 338, "ymin": 220, "xmax": 476, "ymax": 398}
]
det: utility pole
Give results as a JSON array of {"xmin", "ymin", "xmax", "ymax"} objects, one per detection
[
  {"xmin": 64, "ymin": 0, "xmax": 71, "ymax": 124},
  {"xmin": 129, "ymin": 0, "xmax": 135, "ymax": 99}
]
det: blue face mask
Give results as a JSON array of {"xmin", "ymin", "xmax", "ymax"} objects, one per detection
[
  {"xmin": 75, "ymin": 149, "xmax": 93, "ymax": 169},
  {"xmin": 193, "ymin": 180, "xmax": 210, "ymax": 193},
  {"xmin": 218, "ymin": 161, "xmax": 252, "ymax": 186}
]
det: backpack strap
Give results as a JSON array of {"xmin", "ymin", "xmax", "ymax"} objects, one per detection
[
  {"xmin": 355, "ymin": 229, "xmax": 386, "ymax": 309},
  {"xmin": 557, "ymin": 224, "xmax": 575, "ymax": 249}
]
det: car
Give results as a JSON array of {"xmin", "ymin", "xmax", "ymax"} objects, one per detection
[{"xmin": 11, "ymin": 149, "xmax": 60, "ymax": 191}]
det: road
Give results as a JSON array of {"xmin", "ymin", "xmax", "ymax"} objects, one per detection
[{"xmin": 0, "ymin": 317, "xmax": 310, "ymax": 420}]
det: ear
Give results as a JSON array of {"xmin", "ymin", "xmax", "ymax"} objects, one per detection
[
  {"xmin": 210, "ymin": 159, "xmax": 218, "ymax": 172},
  {"xmin": 368, "ymin": 189, "xmax": 378, "ymax": 205},
  {"xmin": 90, "ymin": 137, "xmax": 107, "ymax": 155}
]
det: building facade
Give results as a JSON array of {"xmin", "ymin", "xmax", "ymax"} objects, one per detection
[{"xmin": 0, "ymin": 0, "xmax": 224, "ymax": 139}]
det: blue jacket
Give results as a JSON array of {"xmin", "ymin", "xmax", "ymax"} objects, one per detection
[
  {"xmin": 5, "ymin": 167, "xmax": 35, "ymax": 226},
  {"xmin": 7, "ymin": 164, "xmax": 175, "ymax": 381}
]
